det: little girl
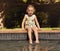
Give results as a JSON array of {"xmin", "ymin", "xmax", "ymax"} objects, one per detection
[{"xmin": 22, "ymin": 5, "xmax": 40, "ymax": 44}]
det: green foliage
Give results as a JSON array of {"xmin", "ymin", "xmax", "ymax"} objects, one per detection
[
  {"xmin": 4, "ymin": 2, "xmax": 60, "ymax": 28},
  {"xmin": 5, "ymin": 6, "xmax": 24, "ymax": 28},
  {"xmin": 36, "ymin": 12, "xmax": 49, "ymax": 27},
  {"xmin": 22, "ymin": 0, "xmax": 27, "ymax": 3}
]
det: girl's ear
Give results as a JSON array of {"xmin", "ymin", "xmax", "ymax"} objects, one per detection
[
  {"xmin": 34, "ymin": 9, "xmax": 35, "ymax": 13},
  {"xmin": 33, "ymin": 8, "xmax": 36, "ymax": 13}
]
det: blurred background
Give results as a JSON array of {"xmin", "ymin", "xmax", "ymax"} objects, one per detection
[{"xmin": 0, "ymin": 0, "xmax": 60, "ymax": 28}]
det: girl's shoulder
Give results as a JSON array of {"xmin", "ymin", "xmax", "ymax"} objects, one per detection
[
  {"xmin": 24, "ymin": 14, "xmax": 36, "ymax": 19},
  {"xmin": 24, "ymin": 14, "xmax": 36, "ymax": 17},
  {"xmin": 24, "ymin": 14, "xmax": 28, "ymax": 17},
  {"xmin": 32, "ymin": 14, "xmax": 36, "ymax": 19},
  {"xmin": 32, "ymin": 14, "xmax": 36, "ymax": 17}
]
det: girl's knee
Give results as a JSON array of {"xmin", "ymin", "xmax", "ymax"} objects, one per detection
[
  {"xmin": 27, "ymin": 27, "xmax": 32, "ymax": 32},
  {"xmin": 32, "ymin": 27, "xmax": 38, "ymax": 31}
]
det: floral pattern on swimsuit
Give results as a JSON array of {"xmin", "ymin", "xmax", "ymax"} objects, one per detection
[{"xmin": 25, "ymin": 14, "xmax": 36, "ymax": 28}]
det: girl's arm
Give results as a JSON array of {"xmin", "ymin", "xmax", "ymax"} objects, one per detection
[
  {"xmin": 22, "ymin": 16, "xmax": 26, "ymax": 29},
  {"xmin": 34, "ymin": 16, "xmax": 40, "ymax": 29}
]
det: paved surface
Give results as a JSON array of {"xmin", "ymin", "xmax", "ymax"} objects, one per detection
[{"xmin": 0, "ymin": 40, "xmax": 60, "ymax": 51}]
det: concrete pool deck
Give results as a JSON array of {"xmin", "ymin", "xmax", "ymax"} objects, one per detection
[
  {"xmin": 0, "ymin": 28, "xmax": 60, "ymax": 33},
  {"xmin": 0, "ymin": 28, "xmax": 60, "ymax": 40}
]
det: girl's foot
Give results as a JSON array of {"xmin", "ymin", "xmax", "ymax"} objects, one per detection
[
  {"xmin": 29, "ymin": 41, "xmax": 33, "ymax": 44},
  {"xmin": 35, "ymin": 41, "xmax": 40, "ymax": 44}
]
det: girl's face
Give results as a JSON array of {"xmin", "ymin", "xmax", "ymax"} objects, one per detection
[{"xmin": 27, "ymin": 7, "xmax": 35, "ymax": 16}]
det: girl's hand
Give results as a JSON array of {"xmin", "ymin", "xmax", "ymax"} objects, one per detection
[{"xmin": 37, "ymin": 27, "xmax": 40, "ymax": 30}]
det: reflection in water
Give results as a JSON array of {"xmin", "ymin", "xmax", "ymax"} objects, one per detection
[
  {"xmin": 0, "ymin": 41, "xmax": 57, "ymax": 51},
  {"xmin": 22, "ymin": 44, "xmax": 48, "ymax": 51}
]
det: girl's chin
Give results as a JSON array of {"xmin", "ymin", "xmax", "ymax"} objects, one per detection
[{"xmin": 29, "ymin": 14, "xmax": 33, "ymax": 16}]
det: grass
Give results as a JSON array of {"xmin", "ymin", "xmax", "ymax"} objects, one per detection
[
  {"xmin": 1, "ymin": 27, "xmax": 60, "ymax": 30},
  {"xmin": 41, "ymin": 28, "xmax": 60, "ymax": 30}
]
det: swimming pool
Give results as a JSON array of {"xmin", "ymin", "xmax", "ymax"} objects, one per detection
[{"xmin": 0, "ymin": 40, "xmax": 60, "ymax": 51}]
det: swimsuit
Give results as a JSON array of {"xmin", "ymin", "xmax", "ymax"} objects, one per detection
[{"xmin": 25, "ymin": 14, "xmax": 36, "ymax": 28}]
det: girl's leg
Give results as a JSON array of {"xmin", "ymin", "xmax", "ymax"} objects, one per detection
[
  {"xmin": 32, "ymin": 27, "xmax": 39, "ymax": 43},
  {"xmin": 27, "ymin": 27, "xmax": 32, "ymax": 44}
]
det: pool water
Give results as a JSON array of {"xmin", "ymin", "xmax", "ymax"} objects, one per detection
[{"xmin": 0, "ymin": 40, "xmax": 60, "ymax": 51}]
